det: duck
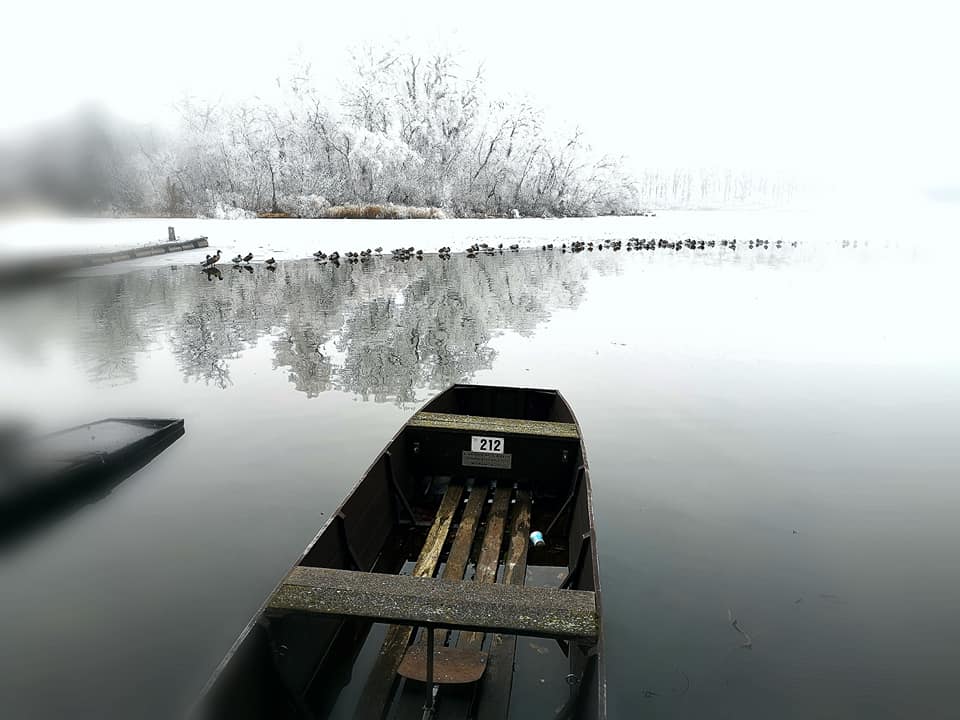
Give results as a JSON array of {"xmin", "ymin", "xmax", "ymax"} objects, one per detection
[
  {"xmin": 374, "ymin": 247, "xmax": 383, "ymax": 254},
  {"xmin": 243, "ymin": 252, "xmax": 254, "ymax": 263},
  {"xmin": 265, "ymin": 257, "xmax": 276, "ymax": 266},
  {"xmin": 201, "ymin": 250, "xmax": 221, "ymax": 268},
  {"xmin": 231, "ymin": 254, "xmax": 244, "ymax": 265}
]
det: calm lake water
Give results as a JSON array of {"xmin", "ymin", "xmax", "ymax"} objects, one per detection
[{"xmin": 1, "ymin": 209, "xmax": 958, "ymax": 719}]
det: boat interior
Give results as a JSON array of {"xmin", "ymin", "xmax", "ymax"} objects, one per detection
[{"xmin": 199, "ymin": 385, "xmax": 602, "ymax": 720}]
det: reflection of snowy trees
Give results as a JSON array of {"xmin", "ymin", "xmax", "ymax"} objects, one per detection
[
  {"xmin": 76, "ymin": 276, "xmax": 152, "ymax": 385},
  {"xmin": 37, "ymin": 253, "xmax": 615, "ymax": 403}
]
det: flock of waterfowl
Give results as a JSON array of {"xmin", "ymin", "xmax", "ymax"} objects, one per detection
[
  {"xmin": 198, "ymin": 236, "xmax": 799, "ymax": 278},
  {"xmin": 562, "ymin": 236, "xmax": 800, "ymax": 252},
  {"xmin": 200, "ymin": 250, "xmax": 278, "ymax": 280}
]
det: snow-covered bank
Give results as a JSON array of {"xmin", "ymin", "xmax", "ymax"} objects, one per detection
[{"xmin": 0, "ymin": 207, "xmax": 957, "ymax": 269}]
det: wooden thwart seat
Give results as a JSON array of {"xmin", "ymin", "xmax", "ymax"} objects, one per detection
[
  {"xmin": 407, "ymin": 411, "xmax": 579, "ymax": 439},
  {"xmin": 268, "ymin": 566, "xmax": 598, "ymax": 641}
]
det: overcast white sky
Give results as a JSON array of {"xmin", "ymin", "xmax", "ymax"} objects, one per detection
[{"xmin": 4, "ymin": 0, "xmax": 958, "ymax": 197}]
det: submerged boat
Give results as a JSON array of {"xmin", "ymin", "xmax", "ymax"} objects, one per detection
[
  {"xmin": 0, "ymin": 418, "xmax": 185, "ymax": 536},
  {"xmin": 196, "ymin": 384, "xmax": 603, "ymax": 720}
]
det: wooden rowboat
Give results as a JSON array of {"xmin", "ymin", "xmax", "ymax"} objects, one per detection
[{"xmin": 196, "ymin": 384, "xmax": 604, "ymax": 719}]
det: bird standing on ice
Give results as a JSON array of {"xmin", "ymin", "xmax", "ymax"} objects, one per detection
[{"xmin": 201, "ymin": 250, "xmax": 221, "ymax": 268}]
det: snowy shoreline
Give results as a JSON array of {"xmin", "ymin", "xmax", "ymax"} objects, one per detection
[{"xmin": 0, "ymin": 207, "xmax": 954, "ymax": 267}]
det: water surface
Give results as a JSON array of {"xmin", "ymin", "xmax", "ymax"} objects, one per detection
[{"xmin": 1, "ymin": 211, "xmax": 958, "ymax": 719}]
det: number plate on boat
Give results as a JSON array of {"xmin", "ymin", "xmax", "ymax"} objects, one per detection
[{"xmin": 471, "ymin": 436, "xmax": 504, "ymax": 454}]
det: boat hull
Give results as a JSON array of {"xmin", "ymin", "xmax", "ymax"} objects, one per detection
[
  {"xmin": 0, "ymin": 418, "xmax": 185, "ymax": 540},
  {"xmin": 195, "ymin": 385, "xmax": 603, "ymax": 719}
]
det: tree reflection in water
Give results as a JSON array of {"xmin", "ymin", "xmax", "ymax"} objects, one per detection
[{"xmin": 10, "ymin": 252, "xmax": 620, "ymax": 403}]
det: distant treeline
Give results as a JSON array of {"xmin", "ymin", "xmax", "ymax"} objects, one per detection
[{"xmin": 0, "ymin": 48, "xmax": 796, "ymax": 218}]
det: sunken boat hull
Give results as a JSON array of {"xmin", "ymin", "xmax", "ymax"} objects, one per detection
[
  {"xmin": 196, "ymin": 385, "xmax": 604, "ymax": 719},
  {"xmin": 0, "ymin": 418, "xmax": 185, "ymax": 541}
]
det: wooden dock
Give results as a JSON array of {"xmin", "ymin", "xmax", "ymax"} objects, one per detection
[{"xmin": 0, "ymin": 228, "xmax": 208, "ymax": 287}]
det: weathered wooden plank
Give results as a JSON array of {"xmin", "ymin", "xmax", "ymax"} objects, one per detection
[
  {"xmin": 472, "ymin": 487, "xmax": 512, "ymax": 585},
  {"xmin": 412, "ymin": 484, "xmax": 464, "ymax": 577},
  {"xmin": 395, "ymin": 484, "xmax": 491, "ymax": 692},
  {"xmin": 501, "ymin": 491, "xmax": 531, "ymax": 587},
  {"xmin": 408, "ymin": 411, "xmax": 578, "ymax": 439},
  {"xmin": 269, "ymin": 567, "xmax": 597, "ymax": 641},
  {"xmin": 444, "ymin": 485, "xmax": 488, "ymax": 581},
  {"xmin": 434, "ymin": 485, "xmax": 488, "ymax": 646},
  {"xmin": 475, "ymin": 491, "xmax": 532, "ymax": 720},
  {"xmin": 458, "ymin": 487, "xmax": 513, "ymax": 650},
  {"xmin": 351, "ymin": 484, "xmax": 463, "ymax": 720}
]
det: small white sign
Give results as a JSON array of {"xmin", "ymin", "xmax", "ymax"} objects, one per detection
[{"xmin": 471, "ymin": 435, "xmax": 504, "ymax": 454}]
